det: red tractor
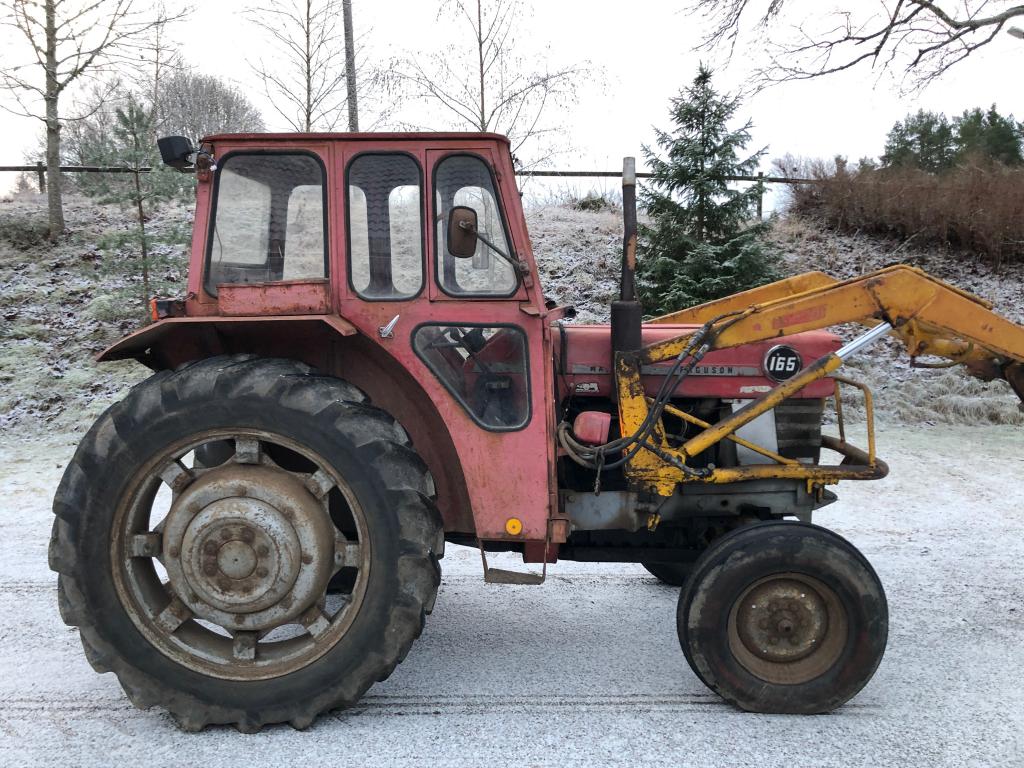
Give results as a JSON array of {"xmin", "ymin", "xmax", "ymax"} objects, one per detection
[{"xmin": 51, "ymin": 132, "xmax": 1024, "ymax": 731}]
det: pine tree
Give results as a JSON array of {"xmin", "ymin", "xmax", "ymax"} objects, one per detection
[
  {"xmin": 953, "ymin": 106, "xmax": 1023, "ymax": 166},
  {"xmin": 637, "ymin": 66, "xmax": 777, "ymax": 315},
  {"xmin": 86, "ymin": 94, "xmax": 188, "ymax": 318},
  {"xmin": 881, "ymin": 106, "xmax": 1023, "ymax": 171},
  {"xmin": 881, "ymin": 110, "xmax": 956, "ymax": 172}
]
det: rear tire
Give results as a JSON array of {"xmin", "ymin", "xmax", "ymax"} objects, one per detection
[
  {"xmin": 677, "ymin": 521, "xmax": 887, "ymax": 714},
  {"xmin": 50, "ymin": 355, "xmax": 443, "ymax": 731}
]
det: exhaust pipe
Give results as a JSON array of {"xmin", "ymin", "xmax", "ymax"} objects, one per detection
[{"xmin": 611, "ymin": 156, "xmax": 643, "ymax": 356}]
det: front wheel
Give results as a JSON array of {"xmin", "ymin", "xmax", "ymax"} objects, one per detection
[
  {"xmin": 677, "ymin": 521, "xmax": 887, "ymax": 714},
  {"xmin": 50, "ymin": 355, "xmax": 443, "ymax": 731}
]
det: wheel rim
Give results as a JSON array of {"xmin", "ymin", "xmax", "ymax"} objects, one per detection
[
  {"xmin": 111, "ymin": 430, "xmax": 370, "ymax": 681},
  {"xmin": 727, "ymin": 572, "xmax": 847, "ymax": 685}
]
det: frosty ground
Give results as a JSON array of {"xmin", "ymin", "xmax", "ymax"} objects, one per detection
[{"xmin": 1, "ymin": 425, "xmax": 1022, "ymax": 767}]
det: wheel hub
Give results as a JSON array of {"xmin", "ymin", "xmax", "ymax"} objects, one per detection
[
  {"xmin": 216, "ymin": 539, "xmax": 258, "ymax": 580},
  {"xmin": 735, "ymin": 578, "xmax": 829, "ymax": 663},
  {"xmin": 163, "ymin": 463, "xmax": 335, "ymax": 631},
  {"xmin": 728, "ymin": 572, "xmax": 848, "ymax": 685}
]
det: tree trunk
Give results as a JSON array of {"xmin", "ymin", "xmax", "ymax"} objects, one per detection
[
  {"xmin": 132, "ymin": 170, "xmax": 151, "ymax": 312},
  {"xmin": 476, "ymin": 0, "xmax": 485, "ymax": 131},
  {"xmin": 343, "ymin": 0, "xmax": 358, "ymax": 131},
  {"xmin": 304, "ymin": 0, "xmax": 313, "ymax": 131},
  {"xmin": 44, "ymin": 96, "xmax": 64, "ymax": 239},
  {"xmin": 44, "ymin": 0, "xmax": 64, "ymax": 239}
]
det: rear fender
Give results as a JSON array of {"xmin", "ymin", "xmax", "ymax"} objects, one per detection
[
  {"xmin": 98, "ymin": 315, "xmax": 475, "ymax": 534},
  {"xmin": 98, "ymin": 315, "xmax": 358, "ymax": 370}
]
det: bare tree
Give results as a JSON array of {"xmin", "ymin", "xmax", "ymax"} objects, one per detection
[
  {"xmin": 159, "ymin": 69, "xmax": 266, "ymax": 142},
  {"xmin": 394, "ymin": 0, "xmax": 586, "ymax": 162},
  {"xmin": 248, "ymin": 0, "xmax": 376, "ymax": 132},
  {"xmin": 130, "ymin": 3, "xmax": 184, "ymax": 136},
  {"xmin": 693, "ymin": 1, "xmax": 1024, "ymax": 89},
  {"xmin": 62, "ymin": 71, "xmax": 265, "ymax": 171},
  {"xmin": 343, "ymin": 0, "xmax": 358, "ymax": 130},
  {"xmin": 0, "ymin": 0, "xmax": 181, "ymax": 238}
]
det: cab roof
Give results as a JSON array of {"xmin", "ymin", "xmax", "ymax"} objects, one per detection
[{"xmin": 201, "ymin": 131, "xmax": 512, "ymax": 145}]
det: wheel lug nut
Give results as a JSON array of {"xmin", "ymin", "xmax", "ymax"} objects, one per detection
[
  {"xmin": 203, "ymin": 563, "xmax": 217, "ymax": 576},
  {"xmin": 220, "ymin": 528, "xmax": 232, "ymax": 540},
  {"xmin": 241, "ymin": 528, "xmax": 255, "ymax": 543},
  {"xmin": 256, "ymin": 567, "xmax": 269, "ymax": 578},
  {"xmin": 257, "ymin": 545, "xmax": 270, "ymax": 557},
  {"xmin": 203, "ymin": 541, "xmax": 218, "ymax": 555}
]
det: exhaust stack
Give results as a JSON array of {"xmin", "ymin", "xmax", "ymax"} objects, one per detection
[{"xmin": 611, "ymin": 156, "xmax": 643, "ymax": 356}]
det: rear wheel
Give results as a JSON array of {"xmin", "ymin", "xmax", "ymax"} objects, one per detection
[
  {"xmin": 641, "ymin": 560, "xmax": 691, "ymax": 586},
  {"xmin": 677, "ymin": 521, "xmax": 887, "ymax": 714},
  {"xmin": 50, "ymin": 355, "xmax": 442, "ymax": 731}
]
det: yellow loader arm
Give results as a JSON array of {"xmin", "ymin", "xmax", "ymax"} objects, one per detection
[{"xmin": 613, "ymin": 265, "xmax": 1024, "ymax": 496}]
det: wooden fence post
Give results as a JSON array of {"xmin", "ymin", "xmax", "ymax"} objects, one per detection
[
  {"xmin": 35, "ymin": 161, "xmax": 45, "ymax": 193},
  {"xmin": 757, "ymin": 171, "xmax": 764, "ymax": 220}
]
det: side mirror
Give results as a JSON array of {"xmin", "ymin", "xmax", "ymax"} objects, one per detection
[
  {"xmin": 447, "ymin": 206, "xmax": 478, "ymax": 258},
  {"xmin": 157, "ymin": 135, "xmax": 195, "ymax": 171}
]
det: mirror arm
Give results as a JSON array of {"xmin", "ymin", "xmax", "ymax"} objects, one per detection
[{"xmin": 461, "ymin": 221, "xmax": 529, "ymax": 276}]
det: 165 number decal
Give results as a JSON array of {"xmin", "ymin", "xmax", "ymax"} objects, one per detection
[{"xmin": 763, "ymin": 345, "xmax": 802, "ymax": 381}]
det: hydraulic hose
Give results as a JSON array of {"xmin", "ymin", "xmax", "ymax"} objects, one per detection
[{"xmin": 558, "ymin": 311, "xmax": 747, "ymax": 476}]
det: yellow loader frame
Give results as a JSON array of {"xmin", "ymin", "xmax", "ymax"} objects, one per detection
[{"xmin": 614, "ymin": 265, "xmax": 1024, "ymax": 497}]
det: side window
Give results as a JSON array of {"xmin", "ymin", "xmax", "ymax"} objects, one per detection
[
  {"xmin": 434, "ymin": 155, "xmax": 517, "ymax": 296},
  {"xmin": 206, "ymin": 154, "xmax": 326, "ymax": 294},
  {"xmin": 347, "ymin": 154, "xmax": 423, "ymax": 299},
  {"xmin": 413, "ymin": 324, "xmax": 530, "ymax": 431}
]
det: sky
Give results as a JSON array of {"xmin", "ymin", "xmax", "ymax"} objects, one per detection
[{"xmin": 1, "ymin": 0, "xmax": 1021, "ymax": 210}]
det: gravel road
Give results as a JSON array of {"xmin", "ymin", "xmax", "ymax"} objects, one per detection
[{"xmin": 1, "ymin": 425, "xmax": 1021, "ymax": 767}]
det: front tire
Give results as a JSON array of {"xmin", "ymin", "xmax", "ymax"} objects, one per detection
[
  {"xmin": 677, "ymin": 521, "xmax": 887, "ymax": 714},
  {"xmin": 50, "ymin": 355, "xmax": 443, "ymax": 731}
]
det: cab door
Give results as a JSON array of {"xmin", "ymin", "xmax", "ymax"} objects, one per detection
[{"xmin": 415, "ymin": 147, "xmax": 553, "ymax": 542}]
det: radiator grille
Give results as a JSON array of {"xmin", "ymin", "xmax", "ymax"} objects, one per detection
[{"xmin": 774, "ymin": 399, "xmax": 824, "ymax": 462}]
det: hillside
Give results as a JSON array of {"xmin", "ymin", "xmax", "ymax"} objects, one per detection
[{"xmin": 1, "ymin": 193, "xmax": 1022, "ymax": 437}]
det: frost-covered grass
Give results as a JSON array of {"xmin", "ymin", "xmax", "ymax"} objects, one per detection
[
  {"xmin": 0, "ymin": 194, "xmax": 189, "ymax": 435},
  {"xmin": 1, "ymin": 194, "xmax": 1021, "ymax": 435}
]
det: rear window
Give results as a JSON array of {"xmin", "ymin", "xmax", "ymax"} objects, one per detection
[{"xmin": 206, "ymin": 153, "xmax": 327, "ymax": 295}]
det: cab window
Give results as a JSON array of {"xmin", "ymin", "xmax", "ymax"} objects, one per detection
[
  {"xmin": 206, "ymin": 153, "xmax": 326, "ymax": 295},
  {"xmin": 347, "ymin": 153, "xmax": 424, "ymax": 300},
  {"xmin": 413, "ymin": 324, "xmax": 530, "ymax": 430},
  {"xmin": 434, "ymin": 155, "xmax": 517, "ymax": 296}
]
